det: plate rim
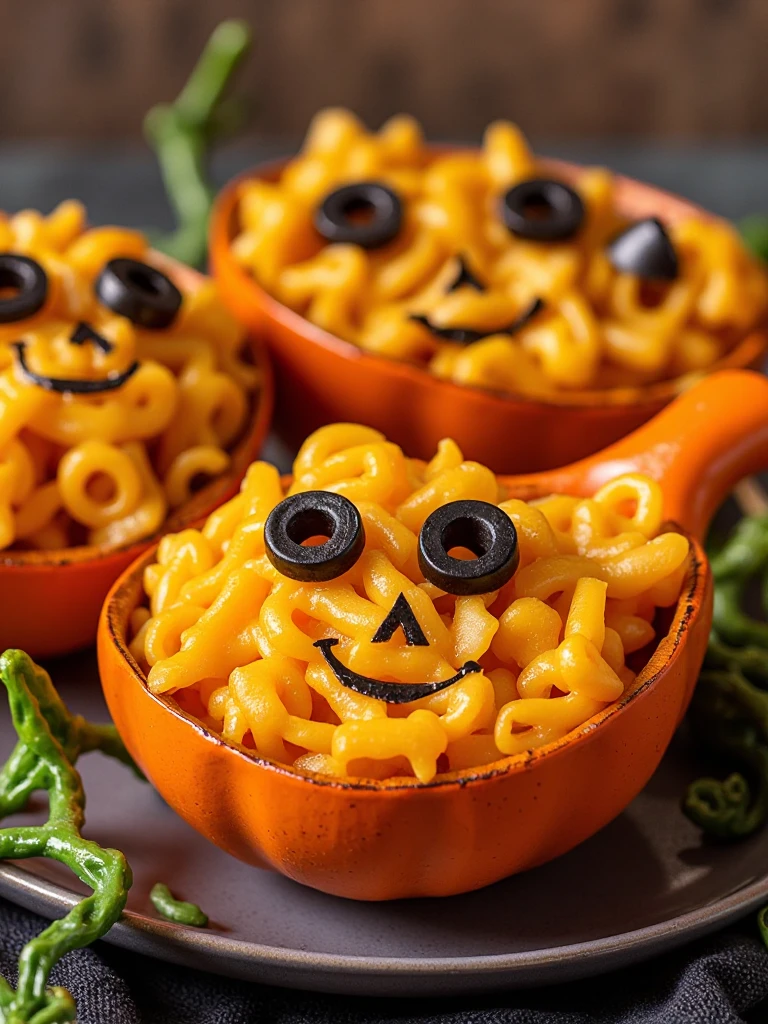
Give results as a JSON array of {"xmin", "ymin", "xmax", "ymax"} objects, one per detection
[{"xmin": 1, "ymin": 856, "xmax": 766, "ymax": 996}]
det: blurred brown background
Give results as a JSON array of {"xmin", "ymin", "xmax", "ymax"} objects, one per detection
[{"xmin": 2, "ymin": 0, "xmax": 767, "ymax": 143}]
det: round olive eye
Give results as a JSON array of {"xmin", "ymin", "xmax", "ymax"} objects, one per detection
[
  {"xmin": 606, "ymin": 217, "xmax": 679, "ymax": 281},
  {"xmin": 95, "ymin": 258, "xmax": 182, "ymax": 329},
  {"xmin": 0, "ymin": 254, "xmax": 48, "ymax": 323},
  {"xmin": 418, "ymin": 500, "xmax": 519, "ymax": 596},
  {"xmin": 314, "ymin": 182, "xmax": 403, "ymax": 249},
  {"xmin": 500, "ymin": 178, "xmax": 585, "ymax": 242},
  {"xmin": 264, "ymin": 491, "xmax": 365, "ymax": 582}
]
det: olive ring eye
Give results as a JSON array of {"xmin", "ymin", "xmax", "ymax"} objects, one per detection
[
  {"xmin": 0, "ymin": 254, "xmax": 48, "ymax": 324},
  {"xmin": 314, "ymin": 182, "xmax": 403, "ymax": 249},
  {"xmin": 95, "ymin": 258, "xmax": 183, "ymax": 329},
  {"xmin": 418, "ymin": 500, "xmax": 519, "ymax": 596},
  {"xmin": 264, "ymin": 491, "xmax": 365, "ymax": 582},
  {"xmin": 500, "ymin": 178, "xmax": 585, "ymax": 243}
]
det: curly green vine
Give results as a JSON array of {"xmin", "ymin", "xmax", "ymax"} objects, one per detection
[
  {"xmin": 683, "ymin": 510, "xmax": 768, "ymax": 842},
  {"xmin": 0, "ymin": 650, "xmax": 137, "ymax": 1024}
]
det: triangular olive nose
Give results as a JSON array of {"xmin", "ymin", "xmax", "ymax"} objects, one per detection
[
  {"xmin": 371, "ymin": 593, "xmax": 429, "ymax": 647},
  {"xmin": 69, "ymin": 321, "xmax": 114, "ymax": 354},
  {"xmin": 606, "ymin": 217, "xmax": 678, "ymax": 281},
  {"xmin": 447, "ymin": 255, "xmax": 485, "ymax": 293}
]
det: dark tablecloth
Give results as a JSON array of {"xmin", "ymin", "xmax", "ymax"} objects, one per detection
[
  {"xmin": 2, "ymin": 144, "xmax": 768, "ymax": 1023},
  {"xmin": 2, "ymin": 898, "xmax": 768, "ymax": 1023}
]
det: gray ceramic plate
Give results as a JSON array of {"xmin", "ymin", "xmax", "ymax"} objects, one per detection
[{"xmin": 1, "ymin": 648, "xmax": 767, "ymax": 997}]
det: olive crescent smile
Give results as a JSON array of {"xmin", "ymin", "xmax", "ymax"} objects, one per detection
[
  {"xmin": 12, "ymin": 341, "xmax": 140, "ymax": 394},
  {"xmin": 313, "ymin": 637, "xmax": 482, "ymax": 704},
  {"xmin": 408, "ymin": 296, "xmax": 544, "ymax": 346}
]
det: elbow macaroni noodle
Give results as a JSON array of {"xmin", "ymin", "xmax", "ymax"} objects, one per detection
[
  {"xmin": 133, "ymin": 422, "xmax": 691, "ymax": 783},
  {"xmin": 0, "ymin": 202, "xmax": 259, "ymax": 551},
  {"xmin": 232, "ymin": 108, "xmax": 768, "ymax": 399}
]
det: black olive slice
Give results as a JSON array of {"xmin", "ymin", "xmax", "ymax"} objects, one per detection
[
  {"xmin": 408, "ymin": 297, "xmax": 544, "ymax": 346},
  {"xmin": 314, "ymin": 182, "xmax": 403, "ymax": 249},
  {"xmin": 503, "ymin": 296, "xmax": 545, "ymax": 335},
  {"xmin": 418, "ymin": 499, "xmax": 519, "ymax": 596},
  {"xmin": 371, "ymin": 593, "xmax": 429, "ymax": 646},
  {"xmin": 446, "ymin": 256, "xmax": 485, "ymax": 293},
  {"xmin": 12, "ymin": 341, "xmax": 139, "ymax": 394},
  {"xmin": 95, "ymin": 258, "xmax": 183, "ymax": 329},
  {"xmin": 314, "ymin": 637, "xmax": 482, "ymax": 704},
  {"xmin": 408, "ymin": 315, "xmax": 486, "ymax": 345},
  {"xmin": 264, "ymin": 491, "xmax": 365, "ymax": 583},
  {"xmin": 0, "ymin": 254, "xmax": 48, "ymax": 324},
  {"xmin": 501, "ymin": 178, "xmax": 585, "ymax": 242},
  {"xmin": 69, "ymin": 321, "xmax": 114, "ymax": 354},
  {"xmin": 606, "ymin": 218, "xmax": 679, "ymax": 281}
]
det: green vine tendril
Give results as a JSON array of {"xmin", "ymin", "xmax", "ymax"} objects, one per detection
[
  {"xmin": 150, "ymin": 883, "xmax": 208, "ymax": 928},
  {"xmin": 683, "ymin": 514, "xmax": 768, "ymax": 842},
  {"xmin": 144, "ymin": 19, "xmax": 252, "ymax": 268},
  {"xmin": 681, "ymin": 512, "xmax": 768, "ymax": 950},
  {"xmin": 0, "ymin": 649, "xmax": 138, "ymax": 1024}
]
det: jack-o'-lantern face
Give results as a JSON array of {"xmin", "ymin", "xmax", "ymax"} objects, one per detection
[
  {"xmin": 2, "ymin": 254, "xmax": 181, "ymax": 393},
  {"xmin": 138, "ymin": 422, "xmax": 692, "ymax": 783},
  {"xmin": 263, "ymin": 489, "xmax": 520, "ymax": 702},
  {"xmin": 0, "ymin": 204, "xmax": 256, "ymax": 554},
  {"xmin": 232, "ymin": 109, "xmax": 768, "ymax": 398}
]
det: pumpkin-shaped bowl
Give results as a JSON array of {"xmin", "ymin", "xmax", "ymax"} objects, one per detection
[
  {"xmin": 0, "ymin": 256, "xmax": 273, "ymax": 659},
  {"xmin": 98, "ymin": 370, "xmax": 768, "ymax": 900},
  {"xmin": 210, "ymin": 155, "xmax": 767, "ymax": 475}
]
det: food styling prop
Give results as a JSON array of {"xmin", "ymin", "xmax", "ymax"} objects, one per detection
[
  {"xmin": 0, "ymin": 649, "xmax": 136, "ymax": 1024},
  {"xmin": 741, "ymin": 215, "xmax": 768, "ymax": 266},
  {"xmin": 145, "ymin": 19, "xmax": 251, "ymax": 269},
  {"xmin": 211, "ymin": 116, "xmax": 768, "ymax": 473},
  {"xmin": 682, "ymin": 488, "xmax": 768, "ymax": 841},
  {"xmin": 0, "ymin": 252, "xmax": 273, "ymax": 659},
  {"xmin": 149, "ymin": 883, "xmax": 208, "ymax": 928},
  {"xmin": 99, "ymin": 369, "xmax": 768, "ymax": 900}
]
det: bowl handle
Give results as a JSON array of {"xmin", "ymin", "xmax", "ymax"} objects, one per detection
[{"xmin": 518, "ymin": 370, "xmax": 768, "ymax": 539}]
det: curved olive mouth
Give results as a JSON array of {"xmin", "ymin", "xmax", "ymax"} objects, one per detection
[
  {"xmin": 12, "ymin": 340, "xmax": 139, "ymax": 394},
  {"xmin": 313, "ymin": 637, "xmax": 482, "ymax": 704},
  {"xmin": 408, "ymin": 297, "xmax": 544, "ymax": 346}
]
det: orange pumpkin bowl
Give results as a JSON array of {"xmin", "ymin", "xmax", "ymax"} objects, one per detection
[
  {"xmin": 99, "ymin": 370, "xmax": 768, "ymax": 901},
  {"xmin": 210, "ymin": 156, "xmax": 768, "ymax": 475},
  {"xmin": 0, "ymin": 256, "xmax": 274, "ymax": 660}
]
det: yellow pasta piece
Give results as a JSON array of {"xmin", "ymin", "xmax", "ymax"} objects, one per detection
[
  {"xmin": 400, "ymin": 673, "xmax": 496, "ymax": 743},
  {"xmin": 492, "ymin": 598, "xmax": 562, "ymax": 668},
  {"xmin": 593, "ymin": 473, "xmax": 663, "ymax": 539},
  {"xmin": 144, "ymin": 602, "xmax": 207, "ymax": 667},
  {"xmin": 58, "ymin": 441, "xmax": 143, "ymax": 529},
  {"xmin": 164, "ymin": 445, "xmax": 231, "ymax": 509},
  {"xmin": 88, "ymin": 443, "xmax": 166, "ymax": 548},
  {"xmin": 333, "ymin": 710, "xmax": 447, "ymax": 783},
  {"xmin": 495, "ymin": 692, "xmax": 603, "ymax": 755},
  {"xmin": 558, "ymin": 634, "xmax": 624, "ymax": 702},
  {"xmin": 564, "ymin": 577, "xmax": 608, "ymax": 650},
  {"xmin": 229, "ymin": 656, "xmax": 321, "ymax": 762},
  {"xmin": 14, "ymin": 482, "xmax": 62, "ymax": 540},
  {"xmin": 151, "ymin": 529, "xmax": 215, "ymax": 615},
  {"xmin": 396, "ymin": 461, "xmax": 499, "ymax": 532}
]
